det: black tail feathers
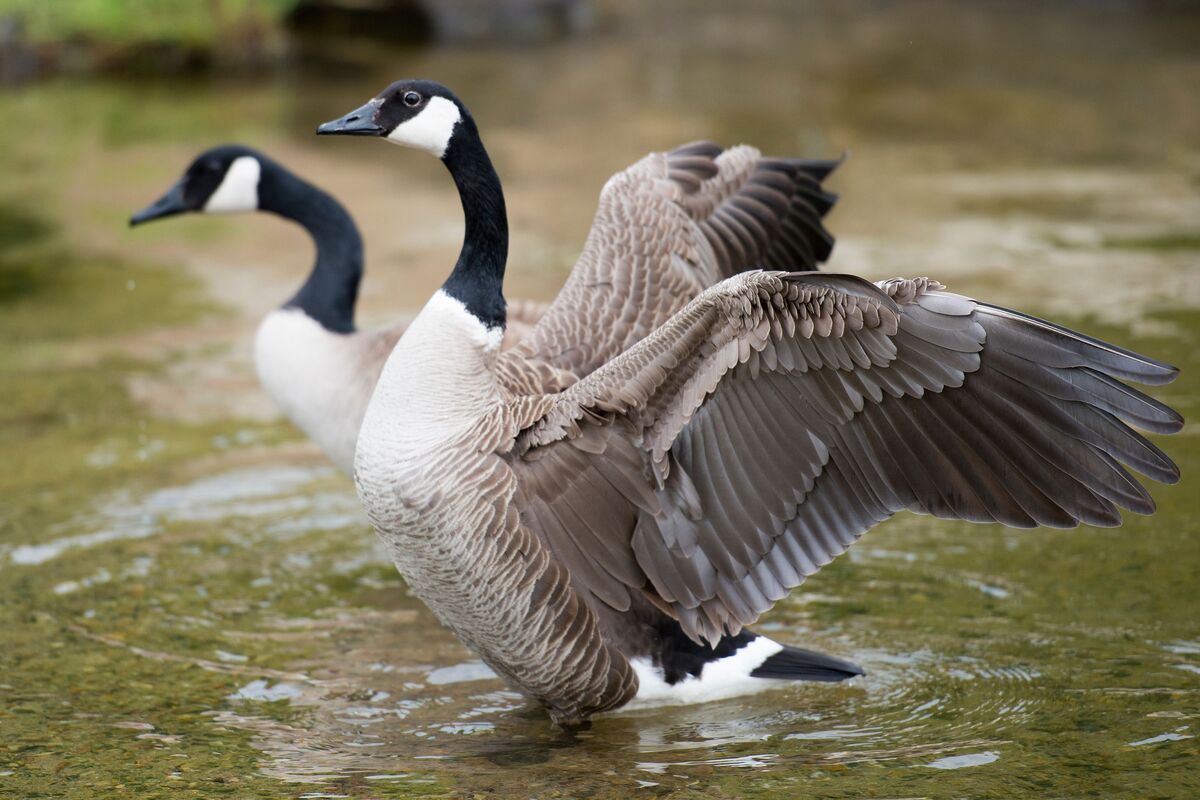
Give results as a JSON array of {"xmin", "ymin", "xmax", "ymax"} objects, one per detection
[{"xmin": 750, "ymin": 643, "xmax": 864, "ymax": 683}]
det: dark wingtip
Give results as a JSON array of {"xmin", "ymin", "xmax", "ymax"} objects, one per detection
[
  {"xmin": 669, "ymin": 140, "xmax": 724, "ymax": 159},
  {"xmin": 793, "ymin": 152, "xmax": 847, "ymax": 182},
  {"xmin": 1156, "ymin": 363, "xmax": 1182, "ymax": 387}
]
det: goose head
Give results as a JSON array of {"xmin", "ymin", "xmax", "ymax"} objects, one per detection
[
  {"xmin": 130, "ymin": 145, "xmax": 263, "ymax": 226},
  {"xmin": 316, "ymin": 80, "xmax": 469, "ymax": 160}
]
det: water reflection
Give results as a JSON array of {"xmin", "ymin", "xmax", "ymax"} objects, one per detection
[
  {"xmin": 194, "ymin": 567, "xmax": 1055, "ymax": 788},
  {"xmin": 1, "ymin": 1, "xmax": 1198, "ymax": 797}
]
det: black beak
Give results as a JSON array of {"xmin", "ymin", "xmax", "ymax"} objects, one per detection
[
  {"xmin": 316, "ymin": 101, "xmax": 385, "ymax": 137},
  {"xmin": 129, "ymin": 180, "xmax": 188, "ymax": 226}
]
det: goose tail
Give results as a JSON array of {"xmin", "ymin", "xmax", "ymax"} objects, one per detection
[
  {"xmin": 628, "ymin": 633, "xmax": 862, "ymax": 708},
  {"xmin": 749, "ymin": 640, "xmax": 865, "ymax": 682}
]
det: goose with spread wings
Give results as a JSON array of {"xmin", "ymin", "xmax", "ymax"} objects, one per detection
[{"xmin": 319, "ymin": 80, "xmax": 1181, "ymax": 726}]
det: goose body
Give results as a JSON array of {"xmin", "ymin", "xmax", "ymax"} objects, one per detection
[
  {"xmin": 320, "ymin": 81, "xmax": 850, "ymax": 716},
  {"xmin": 130, "ymin": 146, "xmax": 542, "ymax": 472},
  {"xmin": 320, "ymin": 80, "xmax": 1180, "ymax": 725},
  {"xmin": 252, "ymin": 306, "xmax": 394, "ymax": 472}
]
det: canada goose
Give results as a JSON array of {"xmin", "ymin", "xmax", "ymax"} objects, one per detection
[
  {"xmin": 318, "ymin": 81, "xmax": 1183, "ymax": 727},
  {"xmin": 129, "ymin": 145, "xmax": 545, "ymax": 473}
]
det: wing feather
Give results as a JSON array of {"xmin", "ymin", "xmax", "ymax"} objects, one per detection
[
  {"xmin": 509, "ymin": 272, "xmax": 1181, "ymax": 643},
  {"xmin": 499, "ymin": 143, "xmax": 840, "ymax": 391}
]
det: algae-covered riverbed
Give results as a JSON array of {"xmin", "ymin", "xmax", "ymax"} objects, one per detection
[{"xmin": 1, "ymin": 3, "xmax": 1198, "ymax": 798}]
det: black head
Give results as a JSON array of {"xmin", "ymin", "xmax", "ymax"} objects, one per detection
[
  {"xmin": 316, "ymin": 80, "xmax": 471, "ymax": 159},
  {"xmin": 130, "ymin": 145, "xmax": 265, "ymax": 226},
  {"xmin": 318, "ymin": 79, "xmax": 506, "ymax": 332}
]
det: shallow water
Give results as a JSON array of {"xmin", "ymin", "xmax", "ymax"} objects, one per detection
[{"xmin": 1, "ymin": 3, "xmax": 1198, "ymax": 798}]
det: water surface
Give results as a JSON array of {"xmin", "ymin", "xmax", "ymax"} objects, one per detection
[{"xmin": 1, "ymin": 3, "xmax": 1198, "ymax": 798}]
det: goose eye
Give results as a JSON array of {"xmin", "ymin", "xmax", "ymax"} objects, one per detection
[{"xmin": 402, "ymin": 91, "xmax": 422, "ymax": 108}]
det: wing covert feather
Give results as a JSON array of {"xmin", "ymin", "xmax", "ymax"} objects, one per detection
[{"xmin": 509, "ymin": 272, "xmax": 1181, "ymax": 644}]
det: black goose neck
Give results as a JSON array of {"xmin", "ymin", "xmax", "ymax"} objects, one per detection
[
  {"xmin": 439, "ymin": 118, "xmax": 508, "ymax": 331},
  {"xmin": 258, "ymin": 160, "xmax": 363, "ymax": 334}
]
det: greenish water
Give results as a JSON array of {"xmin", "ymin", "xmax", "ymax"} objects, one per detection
[{"xmin": 1, "ymin": 4, "xmax": 1198, "ymax": 798}]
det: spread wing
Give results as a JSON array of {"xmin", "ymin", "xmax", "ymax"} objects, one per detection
[
  {"xmin": 500, "ymin": 142, "xmax": 838, "ymax": 387},
  {"xmin": 510, "ymin": 272, "xmax": 1182, "ymax": 644},
  {"xmin": 502, "ymin": 297, "xmax": 549, "ymax": 351}
]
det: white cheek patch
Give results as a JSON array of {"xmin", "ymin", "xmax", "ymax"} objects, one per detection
[
  {"xmin": 204, "ymin": 156, "xmax": 261, "ymax": 214},
  {"xmin": 385, "ymin": 96, "xmax": 462, "ymax": 158}
]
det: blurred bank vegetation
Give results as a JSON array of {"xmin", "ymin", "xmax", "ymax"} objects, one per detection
[
  {"xmin": 1, "ymin": 0, "xmax": 296, "ymax": 46},
  {"xmin": 0, "ymin": 0, "xmax": 592, "ymax": 79}
]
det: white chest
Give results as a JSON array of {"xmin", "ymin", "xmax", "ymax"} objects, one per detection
[
  {"xmin": 253, "ymin": 309, "xmax": 370, "ymax": 473},
  {"xmin": 353, "ymin": 291, "xmax": 505, "ymax": 530}
]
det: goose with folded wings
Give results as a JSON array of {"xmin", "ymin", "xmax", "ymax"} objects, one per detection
[
  {"xmin": 318, "ymin": 80, "xmax": 1181, "ymax": 726},
  {"xmin": 129, "ymin": 145, "xmax": 548, "ymax": 473}
]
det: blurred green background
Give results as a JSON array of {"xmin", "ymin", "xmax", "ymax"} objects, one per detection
[{"xmin": 0, "ymin": 2, "xmax": 1197, "ymax": 799}]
